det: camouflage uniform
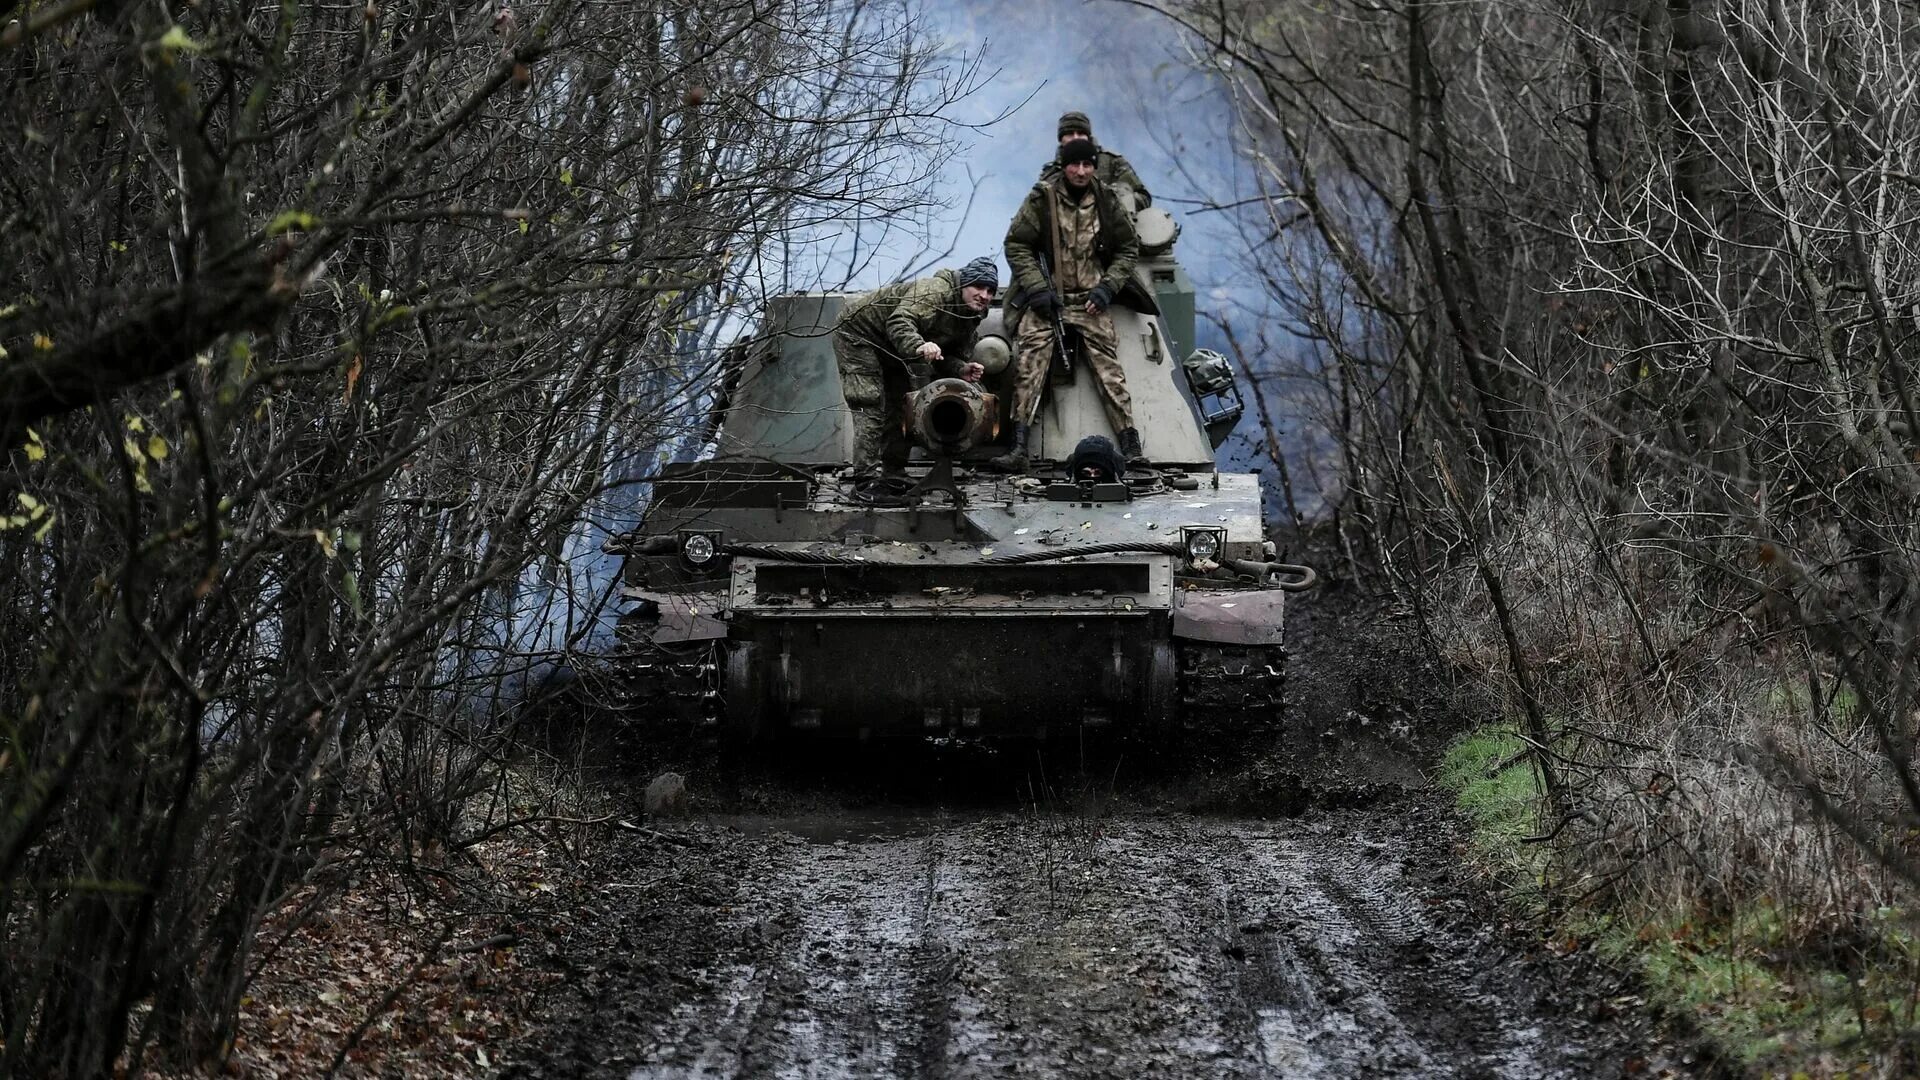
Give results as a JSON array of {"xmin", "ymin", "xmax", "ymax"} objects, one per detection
[
  {"xmin": 1038, "ymin": 148, "xmax": 1151, "ymax": 210},
  {"xmin": 833, "ymin": 268, "xmax": 985, "ymax": 470},
  {"xmin": 1003, "ymin": 176, "xmax": 1141, "ymax": 431}
]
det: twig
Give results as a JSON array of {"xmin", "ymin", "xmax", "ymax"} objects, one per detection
[{"xmin": 450, "ymin": 812, "xmax": 616, "ymax": 852}]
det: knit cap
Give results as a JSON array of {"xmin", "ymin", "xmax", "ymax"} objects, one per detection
[
  {"xmin": 957, "ymin": 256, "xmax": 998, "ymax": 292},
  {"xmin": 1058, "ymin": 138, "xmax": 1099, "ymax": 166},
  {"xmin": 1057, "ymin": 110, "xmax": 1092, "ymax": 138}
]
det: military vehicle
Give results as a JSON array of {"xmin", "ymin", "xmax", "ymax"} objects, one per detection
[{"xmin": 603, "ymin": 203, "xmax": 1314, "ymax": 744}]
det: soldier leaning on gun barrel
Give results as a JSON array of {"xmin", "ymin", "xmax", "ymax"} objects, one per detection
[
  {"xmin": 834, "ymin": 257, "xmax": 998, "ymax": 479},
  {"xmin": 992, "ymin": 136, "xmax": 1147, "ymax": 473},
  {"xmin": 1038, "ymin": 110, "xmax": 1151, "ymax": 211}
]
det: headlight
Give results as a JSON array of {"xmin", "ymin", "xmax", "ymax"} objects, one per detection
[
  {"xmin": 1181, "ymin": 526, "xmax": 1225, "ymax": 566},
  {"xmin": 1182, "ymin": 349, "xmax": 1236, "ymax": 395},
  {"xmin": 681, "ymin": 532, "xmax": 718, "ymax": 566}
]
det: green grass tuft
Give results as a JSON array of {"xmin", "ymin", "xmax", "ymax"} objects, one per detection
[
  {"xmin": 1437, "ymin": 727, "xmax": 1549, "ymax": 887},
  {"xmin": 1765, "ymin": 680, "xmax": 1861, "ymax": 729}
]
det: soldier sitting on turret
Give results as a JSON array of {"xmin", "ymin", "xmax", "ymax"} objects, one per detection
[
  {"xmin": 994, "ymin": 138, "xmax": 1147, "ymax": 473},
  {"xmin": 833, "ymin": 257, "xmax": 997, "ymax": 479},
  {"xmin": 1038, "ymin": 110, "xmax": 1150, "ymax": 211}
]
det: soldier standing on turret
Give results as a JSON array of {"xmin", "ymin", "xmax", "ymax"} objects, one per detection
[
  {"xmin": 993, "ymin": 138, "xmax": 1147, "ymax": 473},
  {"xmin": 834, "ymin": 257, "xmax": 997, "ymax": 479},
  {"xmin": 1039, "ymin": 110, "xmax": 1151, "ymax": 211}
]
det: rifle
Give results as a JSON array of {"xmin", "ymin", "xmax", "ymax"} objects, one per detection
[{"xmin": 1036, "ymin": 252, "xmax": 1075, "ymax": 384}]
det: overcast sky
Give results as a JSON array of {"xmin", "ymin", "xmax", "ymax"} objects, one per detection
[{"xmin": 838, "ymin": 0, "xmax": 1250, "ymax": 292}]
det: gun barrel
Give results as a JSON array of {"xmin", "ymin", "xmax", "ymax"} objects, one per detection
[{"xmin": 906, "ymin": 378, "xmax": 999, "ymax": 455}]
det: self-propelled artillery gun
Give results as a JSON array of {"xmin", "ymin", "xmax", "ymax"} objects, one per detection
[{"xmin": 603, "ymin": 205, "xmax": 1314, "ymax": 745}]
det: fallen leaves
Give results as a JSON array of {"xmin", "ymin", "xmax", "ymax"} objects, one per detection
[{"xmin": 135, "ymin": 834, "xmax": 580, "ymax": 1080}]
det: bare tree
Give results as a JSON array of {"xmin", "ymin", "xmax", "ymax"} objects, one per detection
[
  {"xmin": 0, "ymin": 0, "xmax": 975, "ymax": 1071},
  {"xmin": 1157, "ymin": 0, "xmax": 1920, "ymax": 969}
]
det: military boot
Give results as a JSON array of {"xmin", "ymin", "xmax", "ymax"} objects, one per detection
[
  {"xmin": 988, "ymin": 422, "xmax": 1030, "ymax": 473},
  {"xmin": 853, "ymin": 462, "xmax": 910, "ymax": 505},
  {"xmin": 1117, "ymin": 427, "xmax": 1148, "ymax": 469}
]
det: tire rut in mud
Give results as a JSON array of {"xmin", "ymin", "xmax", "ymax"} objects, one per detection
[{"xmin": 503, "ymin": 803, "xmax": 1687, "ymax": 1079}]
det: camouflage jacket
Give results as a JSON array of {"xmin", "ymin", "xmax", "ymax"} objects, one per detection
[
  {"xmin": 835, "ymin": 269, "xmax": 984, "ymax": 373},
  {"xmin": 1038, "ymin": 148, "xmax": 1150, "ymax": 208},
  {"xmin": 1004, "ymin": 176, "xmax": 1140, "ymax": 300}
]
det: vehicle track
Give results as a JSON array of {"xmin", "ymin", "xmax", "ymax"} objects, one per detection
[{"xmin": 543, "ymin": 805, "xmax": 1681, "ymax": 1080}]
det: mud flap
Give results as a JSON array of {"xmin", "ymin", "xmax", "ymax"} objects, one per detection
[{"xmin": 1172, "ymin": 589, "xmax": 1285, "ymax": 647}]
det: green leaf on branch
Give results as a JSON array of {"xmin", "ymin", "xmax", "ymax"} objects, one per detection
[
  {"xmin": 3, "ymin": 492, "xmax": 55, "ymax": 540},
  {"xmin": 121, "ymin": 437, "xmax": 153, "ymax": 493},
  {"xmin": 267, "ymin": 210, "xmax": 321, "ymax": 236},
  {"xmin": 154, "ymin": 25, "xmax": 204, "ymax": 55},
  {"xmin": 372, "ymin": 305, "xmax": 412, "ymax": 330},
  {"xmin": 341, "ymin": 570, "xmax": 364, "ymax": 620}
]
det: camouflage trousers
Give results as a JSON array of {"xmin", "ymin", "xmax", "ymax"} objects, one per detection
[
  {"xmin": 834, "ymin": 330, "xmax": 914, "ymax": 471},
  {"xmin": 1012, "ymin": 305, "xmax": 1132, "ymax": 432}
]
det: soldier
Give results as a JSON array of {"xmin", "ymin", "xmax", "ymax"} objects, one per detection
[
  {"xmin": 1038, "ymin": 110, "xmax": 1150, "ymax": 211},
  {"xmin": 994, "ymin": 137, "xmax": 1147, "ymax": 472},
  {"xmin": 834, "ymin": 257, "xmax": 997, "ymax": 477}
]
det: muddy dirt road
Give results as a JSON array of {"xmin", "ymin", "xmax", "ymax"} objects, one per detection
[
  {"xmin": 504, "ymin": 588, "xmax": 1694, "ymax": 1078},
  {"xmin": 506, "ymin": 798, "xmax": 1685, "ymax": 1079}
]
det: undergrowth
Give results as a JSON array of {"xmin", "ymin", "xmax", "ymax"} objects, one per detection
[{"xmin": 1441, "ymin": 727, "xmax": 1920, "ymax": 1077}]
